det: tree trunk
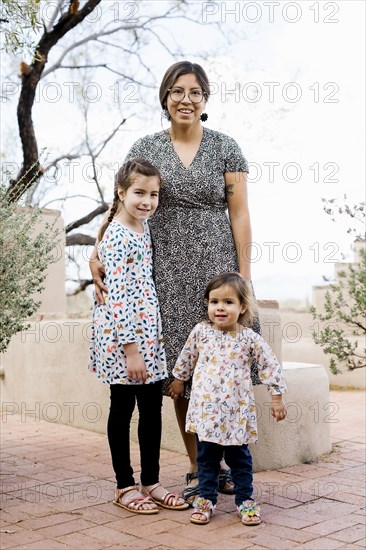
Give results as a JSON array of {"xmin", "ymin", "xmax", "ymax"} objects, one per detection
[{"xmin": 6, "ymin": 0, "xmax": 102, "ymax": 202}]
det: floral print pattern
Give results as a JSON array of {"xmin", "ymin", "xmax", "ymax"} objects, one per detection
[
  {"xmin": 173, "ymin": 321, "xmax": 286, "ymax": 445},
  {"xmin": 89, "ymin": 220, "xmax": 167, "ymax": 384}
]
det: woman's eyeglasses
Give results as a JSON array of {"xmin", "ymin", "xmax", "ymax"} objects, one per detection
[{"xmin": 167, "ymin": 88, "xmax": 205, "ymax": 104}]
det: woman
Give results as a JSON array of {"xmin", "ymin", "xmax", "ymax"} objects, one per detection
[{"xmin": 90, "ymin": 61, "xmax": 261, "ymax": 503}]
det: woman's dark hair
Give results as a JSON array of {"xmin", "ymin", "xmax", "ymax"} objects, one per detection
[
  {"xmin": 98, "ymin": 158, "xmax": 161, "ymax": 241},
  {"xmin": 159, "ymin": 61, "xmax": 210, "ymax": 110},
  {"xmin": 204, "ymin": 272, "xmax": 257, "ymax": 327}
]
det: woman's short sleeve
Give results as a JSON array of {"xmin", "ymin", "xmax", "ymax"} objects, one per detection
[{"xmin": 224, "ymin": 136, "xmax": 249, "ymax": 174}]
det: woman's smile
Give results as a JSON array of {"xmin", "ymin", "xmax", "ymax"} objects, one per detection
[{"xmin": 178, "ymin": 109, "xmax": 194, "ymax": 115}]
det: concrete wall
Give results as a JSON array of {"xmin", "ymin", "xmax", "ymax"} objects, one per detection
[
  {"xmin": 280, "ymin": 310, "xmax": 365, "ymax": 389},
  {"xmin": 31, "ymin": 209, "xmax": 67, "ymax": 315},
  {"xmin": 0, "ymin": 301, "xmax": 281, "ymax": 438}
]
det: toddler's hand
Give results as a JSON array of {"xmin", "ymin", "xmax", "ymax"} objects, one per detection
[
  {"xmin": 168, "ymin": 379, "xmax": 185, "ymax": 400},
  {"xmin": 271, "ymin": 395, "xmax": 287, "ymax": 422},
  {"xmin": 127, "ymin": 354, "xmax": 147, "ymax": 383}
]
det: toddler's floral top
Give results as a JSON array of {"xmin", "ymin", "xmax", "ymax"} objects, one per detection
[
  {"xmin": 173, "ymin": 321, "xmax": 286, "ymax": 445},
  {"xmin": 89, "ymin": 220, "xmax": 167, "ymax": 384}
]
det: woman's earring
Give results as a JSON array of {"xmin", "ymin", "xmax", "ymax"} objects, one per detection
[{"xmin": 200, "ymin": 113, "xmax": 208, "ymax": 122}]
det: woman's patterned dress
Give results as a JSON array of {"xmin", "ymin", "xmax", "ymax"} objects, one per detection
[
  {"xmin": 173, "ymin": 321, "xmax": 286, "ymax": 445},
  {"xmin": 126, "ymin": 127, "xmax": 261, "ymax": 396},
  {"xmin": 88, "ymin": 220, "xmax": 167, "ymax": 384}
]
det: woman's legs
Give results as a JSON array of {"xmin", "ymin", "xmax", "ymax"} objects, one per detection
[{"xmin": 174, "ymin": 397, "xmax": 197, "ymax": 473}]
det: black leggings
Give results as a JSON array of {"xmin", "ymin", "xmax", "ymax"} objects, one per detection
[{"xmin": 107, "ymin": 381, "xmax": 163, "ymax": 489}]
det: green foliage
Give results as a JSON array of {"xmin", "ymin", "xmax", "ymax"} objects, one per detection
[
  {"xmin": 0, "ymin": 178, "xmax": 59, "ymax": 353},
  {"xmin": 311, "ymin": 198, "xmax": 366, "ymax": 373},
  {"xmin": 0, "ymin": 0, "xmax": 42, "ymax": 54}
]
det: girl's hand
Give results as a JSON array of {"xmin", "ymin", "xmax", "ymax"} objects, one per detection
[
  {"xmin": 126, "ymin": 353, "xmax": 147, "ymax": 383},
  {"xmin": 168, "ymin": 379, "xmax": 185, "ymax": 400},
  {"xmin": 271, "ymin": 395, "xmax": 287, "ymax": 422},
  {"xmin": 124, "ymin": 344, "xmax": 147, "ymax": 383},
  {"xmin": 89, "ymin": 248, "xmax": 108, "ymax": 305}
]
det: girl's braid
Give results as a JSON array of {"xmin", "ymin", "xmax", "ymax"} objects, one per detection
[
  {"xmin": 107, "ymin": 190, "xmax": 120, "ymax": 224},
  {"xmin": 97, "ymin": 188, "xmax": 120, "ymax": 242}
]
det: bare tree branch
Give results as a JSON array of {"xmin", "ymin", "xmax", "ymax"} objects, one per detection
[
  {"xmin": 69, "ymin": 278, "xmax": 93, "ymax": 294},
  {"xmin": 98, "ymin": 66, "xmax": 156, "ymax": 87},
  {"xmin": 94, "ymin": 118, "xmax": 128, "ymax": 158},
  {"xmin": 95, "ymin": 40, "xmax": 156, "ymax": 80},
  {"xmin": 41, "ymin": 194, "xmax": 100, "ymax": 208},
  {"xmin": 6, "ymin": 0, "xmax": 211, "ymax": 202},
  {"xmin": 44, "ymin": 152, "xmax": 83, "ymax": 172},
  {"xmin": 66, "ymin": 233, "xmax": 96, "ymax": 246},
  {"xmin": 83, "ymin": 106, "xmax": 105, "ymax": 204},
  {"xmin": 41, "ymin": 6, "xmax": 196, "ymax": 79},
  {"xmin": 53, "ymin": 63, "xmax": 109, "ymax": 70},
  {"xmin": 46, "ymin": 0, "xmax": 66, "ymax": 32},
  {"xmin": 65, "ymin": 203, "xmax": 108, "ymax": 233},
  {"xmin": 41, "ymin": 22, "xmax": 148, "ymax": 78},
  {"xmin": 145, "ymin": 27, "xmax": 182, "ymax": 57},
  {"xmin": 6, "ymin": 0, "xmax": 103, "ymax": 202}
]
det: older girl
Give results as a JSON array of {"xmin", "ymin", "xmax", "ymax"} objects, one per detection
[{"xmin": 89, "ymin": 158, "xmax": 188, "ymax": 513}]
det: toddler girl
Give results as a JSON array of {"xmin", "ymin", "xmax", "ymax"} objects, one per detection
[
  {"xmin": 169, "ymin": 272, "xmax": 286, "ymax": 525},
  {"xmin": 89, "ymin": 158, "xmax": 188, "ymax": 514}
]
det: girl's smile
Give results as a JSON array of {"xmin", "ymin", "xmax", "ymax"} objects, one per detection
[{"xmin": 207, "ymin": 285, "xmax": 246, "ymax": 332}]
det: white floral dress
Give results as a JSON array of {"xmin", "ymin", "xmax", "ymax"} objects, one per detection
[
  {"xmin": 173, "ymin": 321, "xmax": 286, "ymax": 445},
  {"xmin": 88, "ymin": 220, "xmax": 167, "ymax": 384}
]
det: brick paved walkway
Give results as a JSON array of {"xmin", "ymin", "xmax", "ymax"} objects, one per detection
[{"xmin": 1, "ymin": 391, "xmax": 365, "ymax": 549}]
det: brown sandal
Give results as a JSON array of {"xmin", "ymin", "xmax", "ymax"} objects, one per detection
[
  {"xmin": 142, "ymin": 483, "xmax": 189, "ymax": 510},
  {"xmin": 113, "ymin": 485, "xmax": 159, "ymax": 515}
]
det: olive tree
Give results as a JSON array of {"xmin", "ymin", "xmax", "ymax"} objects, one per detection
[
  {"xmin": 0, "ymin": 174, "xmax": 59, "ymax": 352},
  {"xmin": 310, "ymin": 198, "xmax": 366, "ymax": 373}
]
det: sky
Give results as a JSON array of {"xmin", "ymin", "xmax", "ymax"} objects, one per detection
[
  {"xmin": 203, "ymin": 1, "xmax": 366, "ymax": 302},
  {"xmin": 1, "ymin": 0, "xmax": 365, "ymax": 304}
]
